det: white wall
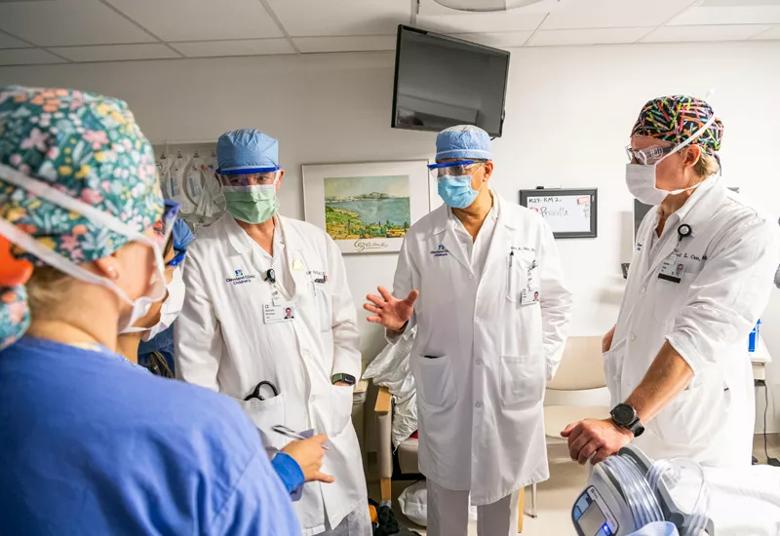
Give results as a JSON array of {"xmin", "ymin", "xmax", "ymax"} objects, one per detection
[{"xmin": 2, "ymin": 41, "xmax": 779, "ymax": 430}]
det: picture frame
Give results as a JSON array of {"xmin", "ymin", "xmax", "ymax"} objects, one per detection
[
  {"xmin": 519, "ymin": 188, "xmax": 598, "ymax": 239},
  {"xmin": 302, "ymin": 160, "xmax": 431, "ymax": 254}
]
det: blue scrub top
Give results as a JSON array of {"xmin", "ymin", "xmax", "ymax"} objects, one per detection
[{"xmin": 0, "ymin": 337, "xmax": 300, "ymax": 535}]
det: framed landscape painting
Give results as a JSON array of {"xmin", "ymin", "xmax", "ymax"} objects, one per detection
[{"xmin": 302, "ymin": 160, "xmax": 430, "ymax": 254}]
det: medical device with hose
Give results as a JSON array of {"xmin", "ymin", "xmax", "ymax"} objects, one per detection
[{"xmin": 572, "ymin": 446, "xmax": 713, "ymax": 536}]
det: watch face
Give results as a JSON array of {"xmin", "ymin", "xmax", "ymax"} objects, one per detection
[{"xmin": 612, "ymin": 404, "xmax": 635, "ymax": 426}]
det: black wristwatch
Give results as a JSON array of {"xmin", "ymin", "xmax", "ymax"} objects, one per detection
[
  {"xmin": 331, "ymin": 373, "xmax": 356, "ymax": 386},
  {"xmin": 610, "ymin": 403, "xmax": 645, "ymax": 437}
]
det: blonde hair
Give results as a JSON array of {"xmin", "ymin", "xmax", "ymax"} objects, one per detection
[
  {"xmin": 694, "ymin": 151, "xmax": 720, "ymax": 178},
  {"xmin": 26, "ymin": 266, "xmax": 74, "ymax": 319}
]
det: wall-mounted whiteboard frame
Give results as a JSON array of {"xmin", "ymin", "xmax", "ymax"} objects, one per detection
[{"xmin": 519, "ymin": 188, "xmax": 598, "ymax": 239}]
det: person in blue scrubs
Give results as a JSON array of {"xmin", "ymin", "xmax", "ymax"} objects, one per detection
[
  {"xmin": 0, "ymin": 86, "xmax": 315, "ymax": 534},
  {"xmin": 135, "ymin": 218, "xmax": 196, "ymax": 377}
]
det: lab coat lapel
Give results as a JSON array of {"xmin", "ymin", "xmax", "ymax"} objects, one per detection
[
  {"xmin": 644, "ymin": 229, "xmax": 678, "ymax": 287},
  {"xmin": 643, "ymin": 179, "xmax": 726, "ymax": 284},
  {"xmin": 428, "ymin": 205, "xmax": 472, "ymax": 276},
  {"xmin": 276, "ymin": 217, "xmax": 303, "ymax": 299},
  {"xmin": 480, "ymin": 195, "xmax": 513, "ymax": 293}
]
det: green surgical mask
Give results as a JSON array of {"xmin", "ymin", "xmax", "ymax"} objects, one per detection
[{"xmin": 223, "ymin": 184, "xmax": 278, "ymax": 224}]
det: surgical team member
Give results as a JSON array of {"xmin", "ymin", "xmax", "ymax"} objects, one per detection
[
  {"xmin": 117, "ymin": 201, "xmax": 185, "ymax": 373},
  {"xmin": 115, "ymin": 203, "xmax": 327, "ymax": 501},
  {"xmin": 563, "ymin": 96, "xmax": 780, "ymax": 467},
  {"xmin": 175, "ymin": 129, "xmax": 370, "ymax": 535},
  {"xmin": 135, "ymin": 218, "xmax": 195, "ymax": 377},
  {"xmin": 0, "ymin": 86, "xmax": 299, "ymax": 534},
  {"xmin": 364, "ymin": 125, "xmax": 573, "ymax": 536}
]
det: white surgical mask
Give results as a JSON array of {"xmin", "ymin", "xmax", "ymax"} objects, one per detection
[
  {"xmin": 0, "ymin": 163, "xmax": 167, "ymax": 334},
  {"xmin": 625, "ymin": 115, "xmax": 716, "ymax": 206},
  {"xmin": 141, "ymin": 266, "xmax": 186, "ymax": 341}
]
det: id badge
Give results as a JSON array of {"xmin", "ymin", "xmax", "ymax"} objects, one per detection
[
  {"xmin": 658, "ymin": 256, "xmax": 684, "ymax": 283},
  {"xmin": 520, "ymin": 288, "xmax": 541, "ymax": 306},
  {"xmin": 263, "ymin": 303, "xmax": 296, "ymax": 324}
]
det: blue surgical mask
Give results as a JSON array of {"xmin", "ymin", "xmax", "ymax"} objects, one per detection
[{"xmin": 437, "ymin": 175, "xmax": 479, "ymax": 209}]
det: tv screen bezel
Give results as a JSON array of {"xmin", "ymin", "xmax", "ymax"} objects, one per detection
[{"xmin": 391, "ymin": 24, "xmax": 510, "ymax": 138}]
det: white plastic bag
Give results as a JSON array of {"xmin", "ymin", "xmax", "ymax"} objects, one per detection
[
  {"xmin": 398, "ymin": 481, "xmax": 427, "ymax": 527},
  {"xmin": 363, "ymin": 328, "xmax": 418, "ymax": 447}
]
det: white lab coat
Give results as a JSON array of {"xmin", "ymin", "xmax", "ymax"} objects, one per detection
[
  {"xmin": 175, "ymin": 213, "xmax": 366, "ymax": 535},
  {"xmin": 609, "ymin": 178, "xmax": 780, "ymax": 467},
  {"xmin": 390, "ymin": 194, "xmax": 572, "ymax": 505}
]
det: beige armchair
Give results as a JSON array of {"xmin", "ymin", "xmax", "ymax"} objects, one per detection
[{"xmin": 527, "ymin": 336, "xmax": 609, "ymax": 516}]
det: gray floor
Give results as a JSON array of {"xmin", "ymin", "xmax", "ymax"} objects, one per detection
[{"xmin": 366, "ymin": 434, "xmax": 780, "ymax": 535}]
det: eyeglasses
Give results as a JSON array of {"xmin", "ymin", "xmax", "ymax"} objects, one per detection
[
  {"xmin": 427, "ymin": 160, "xmax": 484, "ymax": 178},
  {"xmin": 151, "ymin": 200, "xmax": 180, "ymax": 248},
  {"xmin": 625, "ymin": 145, "xmax": 676, "ymax": 166},
  {"xmin": 219, "ymin": 167, "xmax": 280, "ymax": 187}
]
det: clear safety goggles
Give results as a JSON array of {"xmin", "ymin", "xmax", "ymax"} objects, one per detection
[
  {"xmin": 427, "ymin": 160, "xmax": 484, "ymax": 179},
  {"xmin": 219, "ymin": 166, "xmax": 281, "ymax": 187},
  {"xmin": 625, "ymin": 145, "xmax": 677, "ymax": 166}
]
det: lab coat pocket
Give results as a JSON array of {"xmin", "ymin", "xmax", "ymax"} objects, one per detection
[
  {"xmin": 324, "ymin": 385, "xmax": 354, "ymax": 437},
  {"xmin": 653, "ymin": 376, "xmax": 729, "ymax": 450},
  {"xmin": 499, "ymin": 355, "xmax": 543, "ymax": 408},
  {"xmin": 505, "ymin": 256, "xmax": 537, "ymax": 303},
  {"xmin": 243, "ymin": 393, "xmax": 287, "ymax": 449},
  {"xmin": 417, "ymin": 355, "xmax": 456, "ymax": 409}
]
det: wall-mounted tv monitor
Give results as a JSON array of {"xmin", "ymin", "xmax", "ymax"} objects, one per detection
[{"xmin": 391, "ymin": 25, "xmax": 510, "ymax": 137}]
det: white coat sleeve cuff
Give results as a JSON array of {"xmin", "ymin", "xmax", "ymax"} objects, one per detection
[{"xmin": 665, "ymin": 333, "xmax": 702, "ymax": 378}]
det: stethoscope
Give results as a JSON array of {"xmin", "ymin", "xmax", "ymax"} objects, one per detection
[
  {"xmin": 677, "ymin": 223, "xmax": 692, "ymax": 242},
  {"xmin": 244, "ymin": 380, "xmax": 279, "ymax": 402}
]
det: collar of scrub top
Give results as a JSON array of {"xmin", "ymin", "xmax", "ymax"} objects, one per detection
[{"xmin": 167, "ymin": 247, "xmax": 187, "ymax": 267}]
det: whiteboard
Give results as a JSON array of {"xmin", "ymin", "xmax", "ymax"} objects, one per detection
[{"xmin": 520, "ymin": 189, "xmax": 597, "ymax": 238}]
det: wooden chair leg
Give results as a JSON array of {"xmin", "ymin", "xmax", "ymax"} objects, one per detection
[
  {"xmin": 380, "ymin": 477, "xmax": 392, "ymax": 504},
  {"xmin": 516, "ymin": 486, "xmax": 525, "ymax": 533}
]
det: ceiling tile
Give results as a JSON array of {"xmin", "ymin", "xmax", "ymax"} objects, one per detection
[
  {"xmin": 641, "ymin": 24, "xmax": 772, "ymax": 43},
  {"xmin": 0, "ymin": 48, "xmax": 65, "ymax": 66},
  {"xmin": 0, "ymin": 31, "xmax": 27, "ymax": 48},
  {"xmin": 104, "ymin": 0, "xmax": 283, "ymax": 41},
  {"xmin": 751, "ymin": 25, "xmax": 780, "ymax": 39},
  {"xmin": 292, "ymin": 35, "xmax": 396, "ymax": 53},
  {"xmin": 170, "ymin": 39, "xmax": 295, "ymax": 58},
  {"xmin": 528, "ymin": 27, "xmax": 648, "ymax": 46},
  {"xmin": 0, "ymin": 0, "xmax": 155, "ymax": 46},
  {"xmin": 543, "ymin": 0, "xmax": 696, "ymax": 29},
  {"xmin": 416, "ymin": 11, "xmax": 547, "ymax": 34},
  {"xmin": 265, "ymin": 0, "xmax": 410, "ymax": 37},
  {"xmin": 669, "ymin": 3, "xmax": 780, "ymax": 25},
  {"xmin": 450, "ymin": 31, "xmax": 532, "ymax": 48},
  {"xmin": 49, "ymin": 44, "xmax": 180, "ymax": 62}
]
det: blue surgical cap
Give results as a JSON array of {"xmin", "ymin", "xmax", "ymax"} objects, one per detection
[
  {"xmin": 172, "ymin": 219, "xmax": 194, "ymax": 252},
  {"xmin": 435, "ymin": 124, "xmax": 492, "ymax": 161},
  {"xmin": 216, "ymin": 128, "xmax": 279, "ymax": 174}
]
